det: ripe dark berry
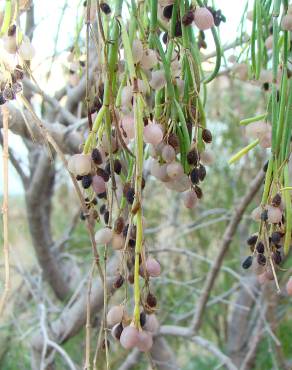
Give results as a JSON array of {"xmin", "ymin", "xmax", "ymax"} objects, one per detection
[
  {"xmin": 96, "ymin": 167, "xmax": 110, "ymax": 182},
  {"xmin": 104, "ymin": 211, "xmax": 109, "ymax": 224},
  {"xmin": 97, "ymin": 191, "xmax": 107, "ymax": 199},
  {"xmin": 256, "ymin": 242, "xmax": 264, "ymax": 254},
  {"xmin": 146, "ymin": 293, "xmax": 157, "ymax": 308},
  {"xmin": 182, "ymin": 10, "xmax": 195, "ymax": 26},
  {"xmin": 271, "ymin": 193, "xmax": 281, "ymax": 207},
  {"xmin": 0, "ymin": 93, "xmax": 6, "ymax": 105},
  {"xmin": 113, "ymin": 159, "xmax": 122, "ymax": 174},
  {"xmin": 175, "ymin": 21, "xmax": 182, "ymax": 37},
  {"xmin": 126, "ymin": 188, "xmax": 135, "ymax": 204},
  {"xmin": 128, "ymin": 239, "xmax": 136, "ymax": 248},
  {"xmin": 114, "ymin": 217, "xmax": 125, "ymax": 234},
  {"xmin": 140, "ymin": 312, "xmax": 147, "ymax": 327},
  {"xmin": 80, "ymin": 211, "xmax": 86, "ymax": 221},
  {"xmin": 242, "ymin": 255, "xmax": 253, "ymax": 269},
  {"xmin": 247, "ymin": 234, "xmax": 258, "ymax": 246},
  {"xmin": 112, "ymin": 322, "xmax": 123, "ymax": 340},
  {"xmin": 190, "ymin": 168, "xmax": 200, "ymax": 184},
  {"xmin": 100, "ymin": 204, "xmax": 106, "ymax": 214},
  {"xmin": 194, "ymin": 185, "xmax": 203, "ymax": 199},
  {"xmin": 263, "ymin": 82, "xmax": 269, "ymax": 91},
  {"xmin": 100, "ymin": 2, "xmax": 111, "ymax": 14},
  {"xmin": 198, "ymin": 164, "xmax": 207, "ymax": 181},
  {"xmin": 113, "ymin": 274, "xmax": 124, "ymax": 289},
  {"xmin": 82, "ymin": 174, "xmax": 92, "ymax": 189},
  {"xmin": 271, "ymin": 231, "xmax": 282, "ymax": 244},
  {"xmin": 257, "ymin": 253, "xmax": 266, "ymax": 266},
  {"xmin": 76, "ymin": 175, "xmax": 83, "ymax": 181},
  {"xmin": 202, "ymin": 128, "xmax": 213, "ymax": 143},
  {"xmin": 261, "ymin": 210, "xmax": 268, "ymax": 222},
  {"xmin": 91, "ymin": 198, "xmax": 98, "ymax": 205},
  {"xmin": 163, "ymin": 4, "xmax": 173, "ymax": 19},
  {"xmin": 8, "ymin": 24, "xmax": 16, "ymax": 36},
  {"xmin": 272, "ymin": 251, "xmax": 282, "ymax": 265},
  {"xmin": 187, "ymin": 149, "xmax": 199, "ymax": 165},
  {"xmin": 105, "ymin": 162, "xmax": 111, "ymax": 175},
  {"xmin": 162, "ymin": 32, "xmax": 168, "ymax": 44},
  {"xmin": 167, "ymin": 133, "xmax": 180, "ymax": 150},
  {"xmin": 91, "ymin": 148, "xmax": 103, "ymax": 165}
]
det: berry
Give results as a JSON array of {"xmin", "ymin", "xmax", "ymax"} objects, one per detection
[
  {"xmin": 202, "ymin": 128, "xmax": 213, "ymax": 143},
  {"xmin": 111, "ymin": 322, "xmax": 123, "ymax": 340},
  {"xmin": 198, "ymin": 164, "xmax": 206, "ymax": 181},
  {"xmin": 95, "ymin": 227, "xmax": 112, "ymax": 245},
  {"xmin": 247, "ymin": 234, "xmax": 258, "ymax": 246},
  {"xmin": 96, "ymin": 167, "xmax": 110, "ymax": 182},
  {"xmin": 114, "ymin": 216, "xmax": 125, "ymax": 234},
  {"xmin": 107, "ymin": 305, "xmax": 124, "ymax": 327},
  {"xmin": 120, "ymin": 326, "xmax": 139, "ymax": 349},
  {"xmin": 126, "ymin": 188, "xmax": 135, "ymax": 204},
  {"xmin": 113, "ymin": 274, "xmax": 124, "ymax": 289},
  {"xmin": 256, "ymin": 242, "xmax": 264, "ymax": 254},
  {"xmin": 257, "ymin": 253, "xmax": 266, "ymax": 266},
  {"xmin": 182, "ymin": 10, "xmax": 195, "ymax": 26},
  {"xmin": 271, "ymin": 193, "xmax": 281, "ymax": 207},
  {"xmin": 104, "ymin": 211, "xmax": 109, "ymax": 224},
  {"xmin": 242, "ymin": 255, "xmax": 253, "ymax": 269},
  {"xmin": 146, "ymin": 293, "xmax": 157, "ymax": 308},
  {"xmin": 194, "ymin": 185, "xmax": 203, "ymax": 199},
  {"xmin": 100, "ymin": 204, "xmax": 106, "ymax": 214},
  {"xmin": 140, "ymin": 312, "xmax": 147, "ymax": 327},
  {"xmin": 0, "ymin": 93, "xmax": 6, "ymax": 105},
  {"xmin": 187, "ymin": 149, "xmax": 199, "ymax": 166},
  {"xmin": 100, "ymin": 2, "xmax": 111, "ymax": 14},
  {"xmin": 81, "ymin": 174, "xmax": 92, "ymax": 189},
  {"xmin": 91, "ymin": 148, "xmax": 103, "ymax": 165},
  {"xmin": 261, "ymin": 209, "xmax": 268, "ymax": 222},
  {"xmin": 113, "ymin": 159, "xmax": 122, "ymax": 174},
  {"xmin": 272, "ymin": 251, "xmax": 282, "ymax": 265},
  {"xmin": 163, "ymin": 5, "xmax": 173, "ymax": 19},
  {"xmin": 271, "ymin": 231, "xmax": 282, "ymax": 244},
  {"xmin": 190, "ymin": 168, "xmax": 200, "ymax": 184}
]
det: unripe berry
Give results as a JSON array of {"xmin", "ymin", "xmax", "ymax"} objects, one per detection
[
  {"xmin": 107, "ymin": 305, "xmax": 124, "ymax": 327},
  {"xmin": 120, "ymin": 325, "xmax": 139, "ymax": 349},
  {"xmin": 194, "ymin": 7, "xmax": 214, "ymax": 30},
  {"xmin": 92, "ymin": 175, "xmax": 106, "ymax": 195},
  {"xmin": 95, "ymin": 227, "xmax": 113, "ymax": 245},
  {"xmin": 145, "ymin": 257, "xmax": 161, "ymax": 277},
  {"xmin": 137, "ymin": 331, "xmax": 153, "ymax": 352},
  {"xmin": 143, "ymin": 124, "xmax": 163, "ymax": 145}
]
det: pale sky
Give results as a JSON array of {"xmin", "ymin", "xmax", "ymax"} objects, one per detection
[{"xmin": 0, "ymin": 0, "xmax": 250, "ymax": 195}]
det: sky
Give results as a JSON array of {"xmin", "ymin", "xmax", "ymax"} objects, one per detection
[{"xmin": 0, "ymin": 0, "xmax": 250, "ymax": 195}]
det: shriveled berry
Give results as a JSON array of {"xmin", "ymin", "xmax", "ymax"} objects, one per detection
[
  {"xmin": 256, "ymin": 242, "xmax": 264, "ymax": 254},
  {"xmin": 8, "ymin": 24, "xmax": 16, "ymax": 36},
  {"xmin": 113, "ymin": 159, "xmax": 122, "ymax": 174},
  {"xmin": 96, "ymin": 167, "xmax": 110, "ymax": 182},
  {"xmin": 194, "ymin": 185, "xmax": 203, "ymax": 199},
  {"xmin": 182, "ymin": 10, "xmax": 195, "ymax": 26},
  {"xmin": 247, "ymin": 234, "xmax": 258, "ymax": 246},
  {"xmin": 190, "ymin": 168, "xmax": 200, "ymax": 184},
  {"xmin": 242, "ymin": 255, "xmax": 253, "ymax": 269},
  {"xmin": 114, "ymin": 216, "xmax": 125, "ymax": 234},
  {"xmin": 126, "ymin": 188, "xmax": 135, "ymax": 204},
  {"xmin": 100, "ymin": 2, "xmax": 111, "ymax": 14},
  {"xmin": 113, "ymin": 274, "xmax": 124, "ymax": 289},
  {"xmin": 187, "ymin": 149, "xmax": 199, "ymax": 165},
  {"xmin": 198, "ymin": 164, "xmax": 207, "ymax": 181},
  {"xmin": 163, "ymin": 4, "xmax": 173, "ymax": 19},
  {"xmin": 272, "ymin": 251, "xmax": 282, "ymax": 265},
  {"xmin": 91, "ymin": 148, "xmax": 103, "ymax": 165},
  {"xmin": 82, "ymin": 174, "xmax": 92, "ymax": 189},
  {"xmin": 202, "ymin": 128, "xmax": 212, "ymax": 143},
  {"xmin": 98, "ymin": 191, "xmax": 107, "ymax": 199},
  {"xmin": 167, "ymin": 133, "xmax": 180, "ymax": 150},
  {"xmin": 146, "ymin": 293, "xmax": 157, "ymax": 308},
  {"xmin": 175, "ymin": 21, "xmax": 182, "ymax": 37},
  {"xmin": 76, "ymin": 175, "xmax": 83, "ymax": 181},
  {"xmin": 257, "ymin": 253, "xmax": 266, "ymax": 266},
  {"xmin": 271, "ymin": 193, "xmax": 281, "ymax": 207},
  {"xmin": 14, "ymin": 65, "xmax": 24, "ymax": 80}
]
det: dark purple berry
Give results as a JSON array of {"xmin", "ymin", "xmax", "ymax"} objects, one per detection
[
  {"xmin": 257, "ymin": 253, "xmax": 266, "ymax": 266},
  {"xmin": 96, "ymin": 167, "xmax": 110, "ymax": 182},
  {"xmin": 126, "ymin": 188, "xmax": 135, "ymax": 204},
  {"xmin": 163, "ymin": 5, "xmax": 173, "ymax": 19},
  {"xmin": 272, "ymin": 251, "xmax": 282, "ymax": 265},
  {"xmin": 194, "ymin": 185, "xmax": 203, "ymax": 199},
  {"xmin": 140, "ymin": 312, "xmax": 147, "ymax": 327},
  {"xmin": 190, "ymin": 168, "xmax": 200, "ymax": 184},
  {"xmin": 113, "ymin": 274, "xmax": 124, "ymax": 289},
  {"xmin": 256, "ymin": 242, "xmax": 264, "ymax": 254},
  {"xmin": 202, "ymin": 128, "xmax": 212, "ymax": 143},
  {"xmin": 242, "ymin": 256, "xmax": 253, "ymax": 269},
  {"xmin": 104, "ymin": 211, "xmax": 109, "ymax": 224},
  {"xmin": 247, "ymin": 234, "xmax": 258, "ymax": 246},
  {"xmin": 146, "ymin": 293, "xmax": 157, "ymax": 308},
  {"xmin": 113, "ymin": 159, "xmax": 122, "ymax": 174},
  {"xmin": 271, "ymin": 193, "xmax": 281, "ymax": 207},
  {"xmin": 100, "ymin": 2, "xmax": 111, "ymax": 14},
  {"xmin": 112, "ymin": 322, "xmax": 123, "ymax": 340},
  {"xmin": 82, "ymin": 174, "xmax": 92, "ymax": 189},
  {"xmin": 261, "ymin": 210, "xmax": 268, "ymax": 222},
  {"xmin": 182, "ymin": 10, "xmax": 195, "ymax": 26},
  {"xmin": 91, "ymin": 148, "xmax": 103, "ymax": 165},
  {"xmin": 100, "ymin": 204, "xmax": 106, "ymax": 214},
  {"xmin": 187, "ymin": 149, "xmax": 199, "ymax": 166},
  {"xmin": 271, "ymin": 231, "xmax": 282, "ymax": 244},
  {"xmin": 198, "ymin": 164, "xmax": 206, "ymax": 181}
]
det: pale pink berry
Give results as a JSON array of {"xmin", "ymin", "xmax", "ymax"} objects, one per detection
[
  {"xmin": 68, "ymin": 154, "xmax": 91, "ymax": 176},
  {"xmin": 267, "ymin": 205, "xmax": 282, "ymax": 224},
  {"xmin": 251, "ymin": 206, "xmax": 262, "ymax": 222},
  {"xmin": 137, "ymin": 79, "xmax": 147, "ymax": 94},
  {"xmin": 200, "ymin": 150, "xmax": 214, "ymax": 165},
  {"xmin": 145, "ymin": 257, "xmax": 161, "ymax": 277},
  {"xmin": 132, "ymin": 39, "xmax": 144, "ymax": 64},
  {"xmin": 121, "ymin": 85, "xmax": 133, "ymax": 107},
  {"xmin": 144, "ymin": 314, "xmax": 160, "ymax": 334},
  {"xmin": 245, "ymin": 121, "xmax": 267, "ymax": 139},
  {"xmin": 259, "ymin": 130, "xmax": 272, "ymax": 148},
  {"xmin": 144, "ymin": 124, "xmax": 163, "ymax": 145},
  {"xmin": 281, "ymin": 15, "xmax": 292, "ymax": 31},
  {"xmin": 265, "ymin": 35, "xmax": 273, "ymax": 50},
  {"xmin": 162, "ymin": 145, "xmax": 176, "ymax": 163},
  {"xmin": 264, "ymin": 270, "xmax": 274, "ymax": 281},
  {"xmin": 259, "ymin": 70, "xmax": 273, "ymax": 84},
  {"xmin": 166, "ymin": 162, "xmax": 184, "ymax": 179},
  {"xmin": 112, "ymin": 233, "xmax": 124, "ymax": 250},
  {"xmin": 194, "ymin": 7, "xmax": 214, "ymax": 30},
  {"xmin": 137, "ymin": 331, "xmax": 153, "ymax": 352},
  {"xmin": 233, "ymin": 63, "xmax": 248, "ymax": 81},
  {"xmin": 165, "ymin": 174, "xmax": 190, "ymax": 192},
  {"xmin": 150, "ymin": 161, "xmax": 170, "ymax": 182},
  {"xmin": 18, "ymin": 38, "xmax": 35, "ymax": 60},
  {"xmin": 149, "ymin": 70, "xmax": 167, "ymax": 90},
  {"xmin": 101, "ymin": 132, "xmax": 118, "ymax": 153},
  {"xmin": 183, "ymin": 190, "xmax": 198, "ymax": 209},
  {"xmin": 95, "ymin": 227, "xmax": 113, "ymax": 245},
  {"xmin": 120, "ymin": 325, "xmax": 139, "ymax": 349},
  {"xmin": 286, "ymin": 277, "xmax": 292, "ymax": 296},
  {"xmin": 257, "ymin": 273, "xmax": 267, "ymax": 285},
  {"xmin": 121, "ymin": 114, "xmax": 135, "ymax": 139},
  {"xmin": 3, "ymin": 35, "xmax": 17, "ymax": 54},
  {"xmin": 92, "ymin": 175, "xmax": 106, "ymax": 194},
  {"xmin": 107, "ymin": 305, "xmax": 124, "ymax": 327},
  {"xmin": 140, "ymin": 49, "xmax": 158, "ymax": 70}
]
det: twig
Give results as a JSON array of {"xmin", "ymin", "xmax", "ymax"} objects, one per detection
[
  {"xmin": 0, "ymin": 105, "xmax": 10, "ymax": 316},
  {"xmin": 190, "ymin": 169, "xmax": 265, "ymax": 333}
]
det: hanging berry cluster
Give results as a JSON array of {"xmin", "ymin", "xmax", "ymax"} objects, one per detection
[{"xmin": 66, "ymin": 0, "xmax": 223, "ymax": 352}]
